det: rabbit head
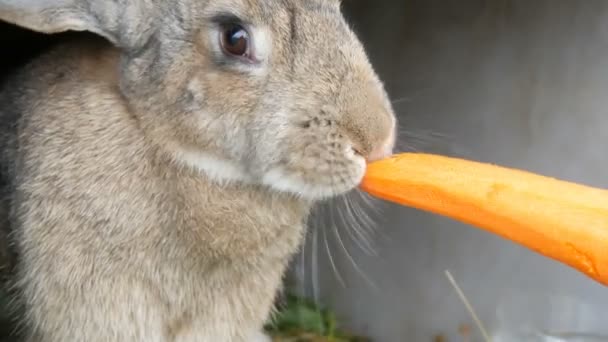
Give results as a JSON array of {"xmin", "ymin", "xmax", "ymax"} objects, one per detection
[{"xmin": 0, "ymin": 0, "xmax": 397, "ymax": 200}]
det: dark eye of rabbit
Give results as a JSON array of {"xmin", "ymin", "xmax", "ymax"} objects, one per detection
[{"xmin": 220, "ymin": 24, "xmax": 250, "ymax": 57}]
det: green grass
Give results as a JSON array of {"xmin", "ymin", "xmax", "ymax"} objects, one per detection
[{"xmin": 264, "ymin": 293, "xmax": 371, "ymax": 342}]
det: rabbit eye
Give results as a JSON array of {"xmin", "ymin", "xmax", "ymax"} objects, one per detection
[{"xmin": 220, "ymin": 24, "xmax": 250, "ymax": 58}]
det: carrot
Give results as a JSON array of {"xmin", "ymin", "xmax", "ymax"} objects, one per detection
[{"xmin": 359, "ymin": 153, "xmax": 608, "ymax": 286}]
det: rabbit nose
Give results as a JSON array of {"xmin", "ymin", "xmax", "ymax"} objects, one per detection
[{"xmin": 366, "ymin": 127, "xmax": 396, "ymax": 162}]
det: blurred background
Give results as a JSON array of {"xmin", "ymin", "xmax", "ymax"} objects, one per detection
[
  {"xmin": 2, "ymin": 0, "xmax": 608, "ymax": 341},
  {"xmin": 289, "ymin": 0, "xmax": 608, "ymax": 341}
]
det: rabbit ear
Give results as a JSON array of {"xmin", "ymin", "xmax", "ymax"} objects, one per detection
[{"xmin": 0, "ymin": 0, "xmax": 155, "ymax": 49}]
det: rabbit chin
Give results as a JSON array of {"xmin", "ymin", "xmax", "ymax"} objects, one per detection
[
  {"xmin": 260, "ymin": 168, "xmax": 362, "ymax": 200},
  {"xmin": 261, "ymin": 161, "xmax": 367, "ymax": 200},
  {"xmin": 172, "ymin": 149, "xmax": 365, "ymax": 200}
]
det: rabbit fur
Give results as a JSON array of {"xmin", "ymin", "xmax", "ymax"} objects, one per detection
[{"xmin": 0, "ymin": 0, "xmax": 396, "ymax": 341}]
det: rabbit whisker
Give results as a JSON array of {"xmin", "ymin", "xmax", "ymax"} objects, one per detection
[{"xmin": 322, "ymin": 222, "xmax": 346, "ymax": 288}]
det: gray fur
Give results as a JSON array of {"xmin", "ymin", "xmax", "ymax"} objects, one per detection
[{"xmin": 0, "ymin": 0, "xmax": 396, "ymax": 340}]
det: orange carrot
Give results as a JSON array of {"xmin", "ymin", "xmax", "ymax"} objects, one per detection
[{"xmin": 360, "ymin": 153, "xmax": 608, "ymax": 286}]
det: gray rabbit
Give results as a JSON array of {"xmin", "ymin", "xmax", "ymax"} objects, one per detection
[{"xmin": 0, "ymin": 0, "xmax": 396, "ymax": 341}]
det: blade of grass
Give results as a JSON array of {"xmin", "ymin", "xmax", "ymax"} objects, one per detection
[{"xmin": 445, "ymin": 270, "xmax": 492, "ymax": 342}]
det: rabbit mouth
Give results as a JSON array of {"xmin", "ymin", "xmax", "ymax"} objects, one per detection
[{"xmin": 260, "ymin": 150, "xmax": 367, "ymax": 201}]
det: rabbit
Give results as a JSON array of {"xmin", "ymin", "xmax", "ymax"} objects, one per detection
[{"xmin": 0, "ymin": 0, "xmax": 396, "ymax": 341}]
